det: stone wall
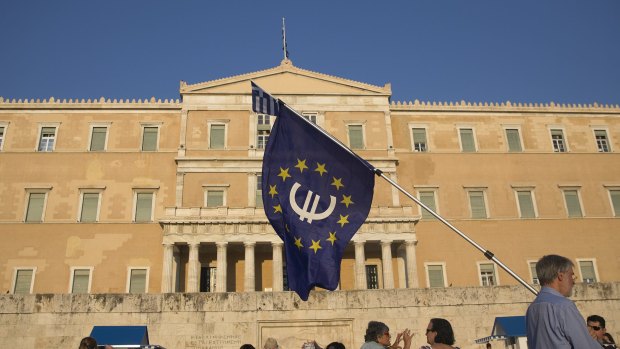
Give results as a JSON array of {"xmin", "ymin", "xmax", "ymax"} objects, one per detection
[{"xmin": 1, "ymin": 283, "xmax": 618, "ymax": 349}]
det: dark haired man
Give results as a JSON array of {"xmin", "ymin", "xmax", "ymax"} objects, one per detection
[
  {"xmin": 526, "ymin": 254, "xmax": 600, "ymax": 348},
  {"xmin": 588, "ymin": 315, "xmax": 617, "ymax": 348}
]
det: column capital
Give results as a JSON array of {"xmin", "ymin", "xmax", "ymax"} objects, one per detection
[
  {"xmin": 353, "ymin": 240, "xmax": 366, "ymax": 246},
  {"xmin": 380, "ymin": 240, "xmax": 393, "ymax": 247},
  {"xmin": 244, "ymin": 241, "xmax": 256, "ymax": 247},
  {"xmin": 271, "ymin": 241, "xmax": 283, "ymax": 247},
  {"xmin": 216, "ymin": 241, "xmax": 228, "ymax": 248},
  {"xmin": 404, "ymin": 240, "xmax": 418, "ymax": 246}
]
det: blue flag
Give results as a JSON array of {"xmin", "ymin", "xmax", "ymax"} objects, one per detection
[{"xmin": 252, "ymin": 82, "xmax": 375, "ymax": 300}]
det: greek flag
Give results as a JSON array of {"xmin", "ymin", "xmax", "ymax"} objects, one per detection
[
  {"xmin": 254, "ymin": 82, "xmax": 375, "ymax": 300},
  {"xmin": 252, "ymin": 82, "xmax": 279, "ymax": 116}
]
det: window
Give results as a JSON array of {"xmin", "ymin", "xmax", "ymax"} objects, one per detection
[
  {"xmin": 610, "ymin": 189, "xmax": 620, "ymax": 217},
  {"xmin": 412, "ymin": 128, "xmax": 428, "ymax": 152},
  {"xmin": 206, "ymin": 189, "xmax": 224, "ymax": 207},
  {"xmin": 459, "ymin": 128, "xmax": 476, "ymax": 152},
  {"xmin": 348, "ymin": 124, "xmax": 364, "ymax": 149},
  {"xmin": 38, "ymin": 126, "xmax": 57, "ymax": 152},
  {"xmin": 70, "ymin": 268, "xmax": 92, "ymax": 293},
  {"xmin": 551, "ymin": 129, "xmax": 566, "ymax": 152},
  {"xmin": 577, "ymin": 260, "xmax": 597, "ymax": 284},
  {"xmin": 13, "ymin": 268, "xmax": 35, "ymax": 294},
  {"xmin": 479, "ymin": 263, "xmax": 497, "ymax": 286},
  {"xmin": 302, "ymin": 112, "xmax": 317, "ymax": 124},
  {"xmin": 505, "ymin": 128, "xmax": 523, "ymax": 152},
  {"xmin": 79, "ymin": 192, "xmax": 101, "ymax": 222},
  {"xmin": 257, "ymin": 114, "xmax": 272, "ymax": 149},
  {"xmin": 89, "ymin": 126, "xmax": 108, "ymax": 151},
  {"xmin": 141, "ymin": 126, "xmax": 159, "ymax": 151},
  {"xmin": 529, "ymin": 261, "xmax": 540, "ymax": 285},
  {"xmin": 128, "ymin": 268, "xmax": 148, "ymax": 293},
  {"xmin": 418, "ymin": 190, "xmax": 437, "ymax": 219},
  {"xmin": 516, "ymin": 190, "xmax": 536, "ymax": 218},
  {"xmin": 563, "ymin": 189, "xmax": 583, "ymax": 217},
  {"xmin": 426, "ymin": 264, "xmax": 446, "ymax": 288},
  {"xmin": 25, "ymin": 192, "xmax": 47, "ymax": 222},
  {"xmin": 365, "ymin": 265, "xmax": 379, "ymax": 289},
  {"xmin": 209, "ymin": 124, "xmax": 226, "ymax": 149},
  {"xmin": 134, "ymin": 192, "xmax": 154, "ymax": 222},
  {"xmin": 468, "ymin": 190, "xmax": 487, "ymax": 219},
  {"xmin": 594, "ymin": 129, "xmax": 611, "ymax": 152},
  {"xmin": 0, "ymin": 125, "xmax": 5, "ymax": 150},
  {"xmin": 200, "ymin": 266, "xmax": 217, "ymax": 292},
  {"xmin": 256, "ymin": 175, "xmax": 263, "ymax": 208}
]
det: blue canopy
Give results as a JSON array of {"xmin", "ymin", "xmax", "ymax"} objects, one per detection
[
  {"xmin": 90, "ymin": 326, "xmax": 149, "ymax": 347},
  {"xmin": 475, "ymin": 316, "xmax": 526, "ymax": 344}
]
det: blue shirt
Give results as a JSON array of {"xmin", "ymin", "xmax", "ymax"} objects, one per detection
[{"xmin": 526, "ymin": 286, "xmax": 601, "ymax": 349}]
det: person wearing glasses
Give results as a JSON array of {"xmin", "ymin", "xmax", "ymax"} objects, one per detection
[
  {"xmin": 526, "ymin": 254, "xmax": 601, "ymax": 348},
  {"xmin": 361, "ymin": 321, "xmax": 412, "ymax": 349},
  {"xmin": 421, "ymin": 318, "xmax": 459, "ymax": 349},
  {"xmin": 588, "ymin": 315, "xmax": 617, "ymax": 348}
]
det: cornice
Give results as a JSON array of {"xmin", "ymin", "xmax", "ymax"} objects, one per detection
[
  {"xmin": 390, "ymin": 99, "xmax": 620, "ymax": 114},
  {"xmin": 0, "ymin": 96, "xmax": 181, "ymax": 110}
]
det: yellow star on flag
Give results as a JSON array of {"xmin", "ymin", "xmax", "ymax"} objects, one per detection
[
  {"xmin": 295, "ymin": 159, "xmax": 309, "ymax": 173},
  {"xmin": 269, "ymin": 184, "xmax": 278, "ymax": 198},
  {"xmin": 309, "ymin": 239, "xmax": 322, "ymax": 253},
  {"xmin": 278, "ymin": 167, "xmax": 291, "ymax": 181},
  {"xmin": 273, "ymin": 204, "xmax": 282, "ymax": 214},
  {"xmin": 327, "ymin": 232, "xmax": 337, "ymax": 245},
  {"xmin": 314, "ymin": 163, "xmax": 327, "ymax": 176},
  {"xmin": 337, "ymin": 214, "xmax": 350, "ymax": 227},
  {"xmin": 341, "ymin": 195, "xmax": 354, "ymax": 208},
  {"xmin": 331, "ymin": 177, "xmax": 344, "ymax": 190},
  {"xmin": 294, "ymin": 237, "xmax": 303, "ymax": 249}
]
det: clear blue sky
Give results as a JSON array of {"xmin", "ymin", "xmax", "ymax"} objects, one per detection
[{"xmin": 1, "ymin": 0, "xmax": 619, "ymax": 105}]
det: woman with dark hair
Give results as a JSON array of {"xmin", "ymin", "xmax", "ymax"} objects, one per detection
[
  {"xmin": 78, "ymin": 337, "xmax": 98, "ymax": 349},
  {"xmin": 421, "ymin": 318, "xmax": 459, "ymax": 349},
  {"xmin": 361, "ymin": 321, "xmax": 412, "ymax": 349},
  {"xmin": 326, "ymin": 342, "xmax": 346, "ymax": 349}
]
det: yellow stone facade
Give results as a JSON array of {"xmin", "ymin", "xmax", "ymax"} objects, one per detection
[{"xmin": 1, "ymin": 60, "xmax": 619, "ymax": 296}]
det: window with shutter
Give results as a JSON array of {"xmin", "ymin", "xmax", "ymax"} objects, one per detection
[
  {"xmin": 256, "ymin": 175, "xmax": 263, "ymax": 208},
  {"xmin": 412, "ymin": 128, "xmax": 428, "ymax": 152},
  {"xmin": 459, "ymin": 128, "xmax": 475, "ymax": 152},
  {"xmin": 563, "ymin": 190, "xmax": 583, "ymax": 217},
  {"xmin": 505, "ymin": 129, "xmax": 523, "ymax": 152},
  {"xmin": 71, "ymin": 269, "xmax": 90, "ymax": 293},
  {"xmin": 578, "ymin": 261, "xmax": 597, "ymax": 283},
  {"xmin": 610, "ymin": 190, "xmax": 620, "ymax": 217},
  {"xmin": 365, "ymin": 265, "xmax": 379, "ymax": 289},
  {"xmin": 129, "ymin": 269, "xmax": 147, "ymax": 293},
  {"xmin": 25, "ymin": 193, "xmax": 46, "ymax": 222},
  {"xmin": 348, "ymin": 125, "xmax": 364, "ymax": 149},
  {"xmin": 13, "ymin": 269, "xmax": 34, "ymax": 294},
  {"xmin": 468, "ymin": 191, "xmax": 487, "ymax": 219},
  {"xmin": 90, "ymin": 127, "xmax": 107, "ymax": 151},
  {"xmin": 0, "ymin": 126, "xmax": 5, "ymax": 150},
  {"xmin": 210, "ymin": 124, "xmax": 225, "ymax": 149},
  {"xmin": 419, "ymin": 191, "xmax": 437, "ymax": 219},
  {"xmin": 206, "ymin": 190, "xmax": 224, "ymax": 207},
  {"xmin": 427, "ymin": 265, "xmax": 445, "ymax": 288},
  {"xmin": 529, "ymin": 262, "xmax": 540, "ymax": 285},
  {"xmin": 141, "ymin": 126, "xmax": 158, "ymax": 151},
  {"xmin": 80, "ymin": 193, "xmax": 100, "ymax": 222},
  {"xmin": 135, "ymin": 192, "xmax": 154, "ymax": 222},
  {"xmin": 517, "ymin": 190, "xmax": 536, "ymax": 218}
]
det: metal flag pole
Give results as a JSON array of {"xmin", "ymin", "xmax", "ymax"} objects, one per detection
[
  {"xmin": 277, "ymin": 98, "xmax": 539, "ymax": 296},
  {"xmin": 282, "ymin": 18, "xmax": 288, "ymax": 60}
]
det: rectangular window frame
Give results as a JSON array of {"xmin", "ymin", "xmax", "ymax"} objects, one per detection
[
  {"xmin": 458, "ymin": 126, "xmax": 477, "ymax": 152},
  {"xmin": 410, "ymin": 125, "xmax": 429, "ymax": 152},
  {"xmin": 347, "ymin": 123, "xmax": 366, "ymax": 150},
  {"xmin": 256, "ymin": 114, "xmax": 274, "ymax": 150},
  {"xmin": 37, "ymin": 123, "xmax": 60, "ymax": 152},
  {"xmin": 255, "ymin": 174, "xmax": 263, "ymax": 208},
  {"xmin": 140, "ymin": 124, "xmax": 161, "ymax": 152},
  {"xmin": 416, "ymin": 188, "xmax": 438, "ymax": 219},
  {"xmin": 549, "ymin": 127, "xmax": 568, "ymax": 153},
  {"xmin": 424, "ymin": 262, "xmax": 447, "ymax": 288},
  {"xmin": 513, "ymin": 187, "xmax": 538, "ymax": 219},
  {"xmin": 88, "ymin": 124, "xmax": 110, "ymax": 152},
  {"xmin": 24, "ymin": 189, "xmax": 50, "ymax": 223},
  {"xmin": 12, "ymin": 267, "xmax": 36, "ymax": 294},
  {"xmin": 503, "ymin": 126, "xmax": 524, "ymax": 152},
  {"xmin": 132, "ymin": 189, "xmax": 157, "ymax": 222},
  {"xmin": 301, "ymin": 112, "xmax": 318, "ymax": 124},
  {"xmin": 203, "ymin": 184, "xmax": 229, "ymax": 208},
  {"xmin": 576, "ymin": 258, "xmax": 599, "ymax": 284},
  {"xmin": 78, "ymin": 189, "xmax": 103, "ymax": 223},
  {"xmin": 69, "ymin": 267, "xmax": 93, "ymax": 294},
  {"xmin": 208, "ymin": 121, "xmax": 228, "ymax": 150},
  {"xmin": 607, "ymin": 186, "xmax": 620, "ymax": 217},
  {"xmin": 365, "ymin": 264, "xmax": 380, "ymax": 289},
  {"xmin": 478, "ymin": 262, "xmax": 499, "ymax": 286},
  {"xmin": 126, "ymin": 267, "xmax": 149, "ymax": 293},
  {"xmin": 591, "ymin": 127, "xmax": 612, "ymax": 153},
  {"xmin": 0, "ymin": 121, "xmax": 8, "ymax": 151},
  {"xmin": 560, "ymin": 186, "xmax": 584, "ymax": 218},
  {"xmin": 466, "ymin": 188, "xmax": 488, "ymax": 219},
  {"xmin": 528, "ymin": 260, "xmax": 540, "ymax": 285}
]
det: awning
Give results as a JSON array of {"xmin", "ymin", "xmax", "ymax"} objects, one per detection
[
  {"xmin": 90, "ymin": 326, "xmax": 150, "ymax": 347},
  {"xmin": 475, "ymin": 316, "xmax": 526, "ymax": 344}
]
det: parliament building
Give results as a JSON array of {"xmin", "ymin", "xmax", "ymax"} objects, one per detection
[{"xmin": 1, "ymin": 59, "xmax": 619, "ymax": 297}]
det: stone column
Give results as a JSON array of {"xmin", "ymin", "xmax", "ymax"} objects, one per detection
[
  {"xmin": 161, "ymin": 243, "xmax": 174, "ymax": 293},
  {"xmin": 244, "ymin": 242, "xmax": 256, "ymax": 292},
  {"xmin": 272, "ymin": 242, "xmax": 283, "ymax": 292},
  {"xmin": 187, "ymin": 242, "xmax": 200, "ymax": 292},
  {"xmin": 405, "ymin": 240, "xmax": 419, "ymax": 288},
  {"xmin": 354, "ymin": 241, "xmax": 367, "ymax": 289},
  {"xmin": 216, "ymin": 242, "xmax": 228, "ymax": 292},
  {"xmin": 381, "ymin": 240, "xmax": 395, "ymax": 289}
]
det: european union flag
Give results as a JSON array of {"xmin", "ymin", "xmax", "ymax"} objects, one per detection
[{"xmin": 253, "ymin": 82, "xmax": 375, "ymax": 300}]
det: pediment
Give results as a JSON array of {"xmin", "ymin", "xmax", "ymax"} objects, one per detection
[{"xmin": 180, "ymin": 59, "xmax": 391, "ymax": 96}]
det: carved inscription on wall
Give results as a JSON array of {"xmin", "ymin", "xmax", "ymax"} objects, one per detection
[{"xmin": 184, "ymin": 334, "xmax": 243, "ymax": 349}]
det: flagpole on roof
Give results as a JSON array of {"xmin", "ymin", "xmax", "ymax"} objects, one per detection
[
  {"xmin": 276, "ymin": 100, "xmax": 539, "ymax": 296},
  {"xmin": 282, "ymin": 18, "xmax": 289, "ymax": 60}
]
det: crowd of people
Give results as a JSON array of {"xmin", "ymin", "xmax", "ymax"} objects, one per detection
[{"xmin": 79, "ymin": 253, "xmax": 615, "ymax": 349}]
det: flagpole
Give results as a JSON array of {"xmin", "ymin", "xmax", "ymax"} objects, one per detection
[
  {"xmin": 278, "ymin": 99, "xmax": 539, "ymax": 296},
  {"xmin": 282, "ymin": 18, "xmax": 288, "ymax": 60}
]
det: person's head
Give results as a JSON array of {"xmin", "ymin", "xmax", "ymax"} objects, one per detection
[
  {"xmin": 263, "ymin": 338, "xmax": 279, "ymax": 349},
  {"xmin": 364, "ymin": 321, "xmax": 390, "ymax": 346},
  {"xmin": 79, "ymin": 337, "xmax": 98, "ymax": 349},
  {"xmin": 603, "ymin": 333, "xmax": 615, "ymax": 344},
  {"xmin": 241, "ymin": 344, "xmax": 257, "ymax": 349},
  {"xmin": 587, "ymin": 315, "xmax": 607, "ymax": 340},
  {"xmin": 535, "ymin": 254, "xmax": 575, "ymax": 296},
  {"xmin": 486, "ymin": 343, "xmax": 492, "ymax": 349},
  {"xmin": 326, "ymin": 342, "xmax": 345, "ymax": 349},
  {"xmin": 425, "ymin": 318, "xmax": 455, "ymax": 346}
]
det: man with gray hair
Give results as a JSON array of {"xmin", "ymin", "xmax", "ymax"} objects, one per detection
[{"xmin": 526, "ymin": 254, "xmax": 600, "ymax": 348}]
